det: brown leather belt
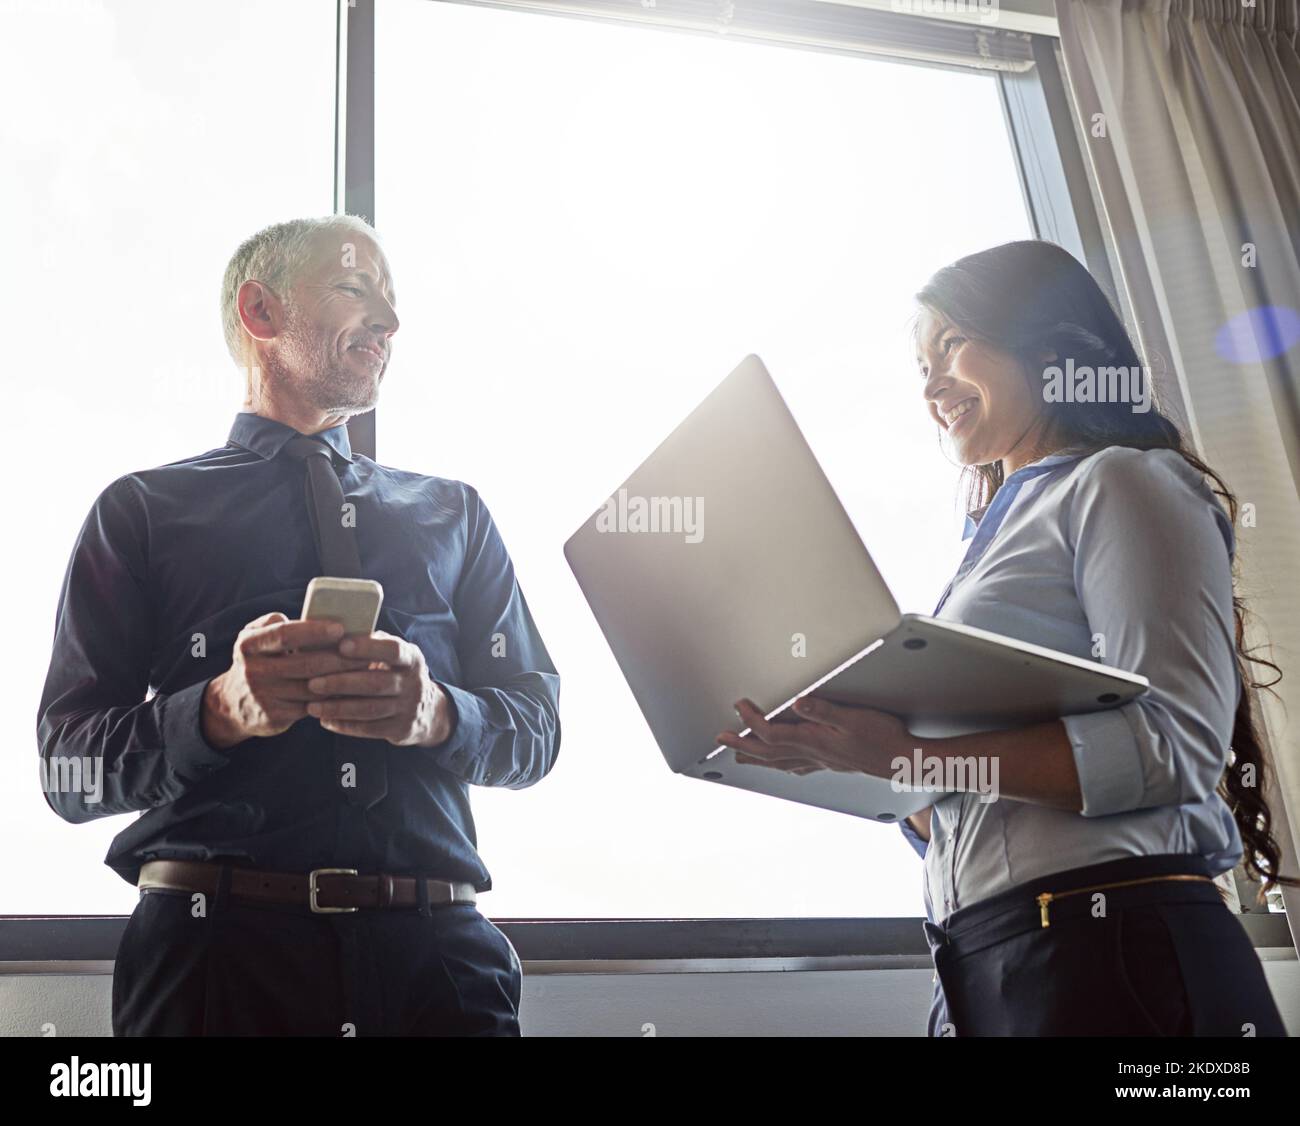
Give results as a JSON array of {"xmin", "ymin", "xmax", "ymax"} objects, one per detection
[{"xmin": 138, "ymin": 860, "xmax": 477, "ymax": 914}]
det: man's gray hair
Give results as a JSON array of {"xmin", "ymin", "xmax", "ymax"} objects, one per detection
[{"xmin": 220, "ymin": 214, "xmax": 382, "ymax": 368}]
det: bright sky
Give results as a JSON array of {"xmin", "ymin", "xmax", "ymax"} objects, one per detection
[{"xmin": 3, "ymin": 0, "xmax": 1031, "ymax": 916}]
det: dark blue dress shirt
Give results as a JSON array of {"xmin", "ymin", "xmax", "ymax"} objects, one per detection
[{"xmin": 37, "ymin": 411, "xmax": 560, "ymax": 890}]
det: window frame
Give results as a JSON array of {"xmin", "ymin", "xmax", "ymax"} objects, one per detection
[{"xmin": 336, "ymin": 0, "xmax": 1278, "ymax": 950}]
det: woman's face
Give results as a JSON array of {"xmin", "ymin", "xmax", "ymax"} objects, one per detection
[{"xmin": 915, "ymin": 307, "xmax": 1053, "ymax": 472}]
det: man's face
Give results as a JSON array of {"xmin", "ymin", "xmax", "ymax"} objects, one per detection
[{"xmin": 259, "ymin": 233, "xmax": 399, "ymax": 416}]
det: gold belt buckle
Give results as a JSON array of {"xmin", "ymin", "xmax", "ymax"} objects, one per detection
[{"xmin": 309, "ymin": 868, "xmax": 359, "ymax": 913}]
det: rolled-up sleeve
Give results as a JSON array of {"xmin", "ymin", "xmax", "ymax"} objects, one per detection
[
  {"xmin": 1059, "ymin": 448, "xmax": 1240, "ymax": 817},
  {"xmin": 899, "ymin": 817, "xmax": 928, "ymax": 859},
  {"xmin": 430, "ymin": 485, "xmax": 560, "ymax": 789}
]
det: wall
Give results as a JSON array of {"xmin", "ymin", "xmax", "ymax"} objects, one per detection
[{"xmin": 2, "ymin": 957, "xmax": 1297, "ymax": 1036}]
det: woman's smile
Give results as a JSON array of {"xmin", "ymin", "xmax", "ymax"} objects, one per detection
[{"xmin": 943, "ymin": 396, "xmax": 980, "ymax": 432}]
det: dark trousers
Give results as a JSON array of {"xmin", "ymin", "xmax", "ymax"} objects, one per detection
[
  {"xmin": 923, "ymin": 853, "xmax": 1287, "ymax": 1037},
  {"xmin": 112, "ymin": 873, "xmax": 522, "ymax": 1037}
]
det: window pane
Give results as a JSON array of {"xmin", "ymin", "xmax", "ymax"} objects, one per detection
[
  {"xmin": 3, "ymin": 0, "xmax": 335, "ymax": 913},
  {"xmin": 376, "ymin": 1, "xmax": 1034, "ymax": 916}
]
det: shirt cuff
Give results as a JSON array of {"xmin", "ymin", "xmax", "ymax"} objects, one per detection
[
  {"xmin": 160, "ymin": 678, "xmax": 235, "ymax": 782},
  {"xmin": 1061, "ymin": 706, "xmax": 1146, "ymax": 817},
  {"xmin": 430, "ymin": 681, "xmax": 487, "ymax": 773}
]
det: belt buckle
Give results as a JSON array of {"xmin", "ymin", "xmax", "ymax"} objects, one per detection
[{"xmin": 309, "ymin": 868, "xmax": 359, "ymax": 913}]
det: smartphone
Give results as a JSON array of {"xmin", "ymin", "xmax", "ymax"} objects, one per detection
[{"xmin": 300, "ymin": 577, "xmax": 384, "ymax": 637}]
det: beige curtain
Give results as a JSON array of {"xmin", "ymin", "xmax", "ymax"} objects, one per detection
[{"xmin": 1056, "ymin": 0, "xmax": 1300, "ymax": 939}]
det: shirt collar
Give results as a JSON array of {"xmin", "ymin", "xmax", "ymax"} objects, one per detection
[
  {"xmin": 961, "ymin": 447, "xmax": 1093, "ymax": 541},
  {"xmin": 1013, "ymin": 447, "xmax": 1092, "ymax": 475},
  {"xmin": 226, "ymin": 411, "xmax": 354, "ymax": 466},
  {"xmin": 961, "ymin": 505, "xmax": 990, "ymax": 541}
]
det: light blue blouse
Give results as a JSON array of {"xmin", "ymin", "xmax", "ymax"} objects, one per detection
[{"xmin": 902, "ymin": 444, "xmax": 1243, "ymax": 925}]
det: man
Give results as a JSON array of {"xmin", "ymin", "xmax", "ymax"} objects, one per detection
[{"xmin": 37, "ymin": 214, "xmax": 560, "ymax": 1036}]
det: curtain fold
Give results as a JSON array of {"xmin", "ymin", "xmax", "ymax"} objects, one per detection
[{"xmin": 1056, "ymin": 0, "xmax": 1300, "ymax": 937}]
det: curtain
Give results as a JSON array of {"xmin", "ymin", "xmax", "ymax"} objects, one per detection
[{"xmin": 1056, "ymin": 0, "xmax": 1300, "ymax": 937}]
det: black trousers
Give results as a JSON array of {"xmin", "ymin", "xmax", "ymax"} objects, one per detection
[
  {"xmin": 112, "ymin": 870, "xmax": 522, "ymax": 1037},
  {"xmin": 923, "ymin": 853, "xmax": 1287, "ymax": 1037}
]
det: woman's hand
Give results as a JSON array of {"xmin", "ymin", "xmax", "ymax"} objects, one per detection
[
  {"xmin": 718, "ymin": 699, "xmax": 1085, "ymax": 810},
  {"xmin": 716, "ymin": 696, "xmax": 912, "ymax": 781}
]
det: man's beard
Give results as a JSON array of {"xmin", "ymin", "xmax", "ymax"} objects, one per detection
[{"xmin": 262, "ymin": 300, "xmax": 381, "ymax": 415}]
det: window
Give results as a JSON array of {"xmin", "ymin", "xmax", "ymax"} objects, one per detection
[
  {"xmin": 3, "ymin": 0, "xmax": 335, "ymax": 914},
  {"xmin": 374, "ymin": 0, "xmax": 1034, "ymax": 915}
]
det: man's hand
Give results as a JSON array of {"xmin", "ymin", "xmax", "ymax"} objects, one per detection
[
  {"xmin": 303, "ymin": 629, "xmax": 455, "ymax": 748},
  {"xmin": 202, "ymin": 612, "xmax": 377, "ymax": 750}
]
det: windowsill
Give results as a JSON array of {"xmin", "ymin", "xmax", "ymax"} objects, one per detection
[{"xmin": 0, "ymin": 914, "xmax": 1292, "ymax": 974}]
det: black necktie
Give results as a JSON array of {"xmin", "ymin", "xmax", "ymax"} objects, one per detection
[
  {"xmin": 280, "ymin": 435, "xmax": 387, "ymax": 810},
  {"xmin": 280, "ymin": 436, "xmax": 363, "ymax": 578}
]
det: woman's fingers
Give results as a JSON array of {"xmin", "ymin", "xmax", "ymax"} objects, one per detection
[
  {"xmin": 735, "ymin": 750, "xmax": 823, "ymax": 774},
  {"xmin": 716, "ymin": 726, "xmax": 808, "ymax": 757},
  {"xmin": 792, "ymin": 695, "xmax": 855, "ymax": 730},
  {"xmin": 732, "ymin": 698, "xmax": 778, "ymax": 741}
]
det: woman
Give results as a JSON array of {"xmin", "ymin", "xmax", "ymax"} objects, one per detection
[{"xmin": 717, "ymin": 240, "xmax": 1295, "ymax": 1036}]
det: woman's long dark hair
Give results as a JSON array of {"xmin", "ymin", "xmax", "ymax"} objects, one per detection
[{"xmin": 916, "ymin": 239, "xmax": 1296, "ymax": 900}]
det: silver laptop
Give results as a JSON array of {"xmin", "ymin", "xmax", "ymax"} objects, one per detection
[{"xmin": 564, "ymin": 355, "xmax": 1148, "ymax": 822}]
